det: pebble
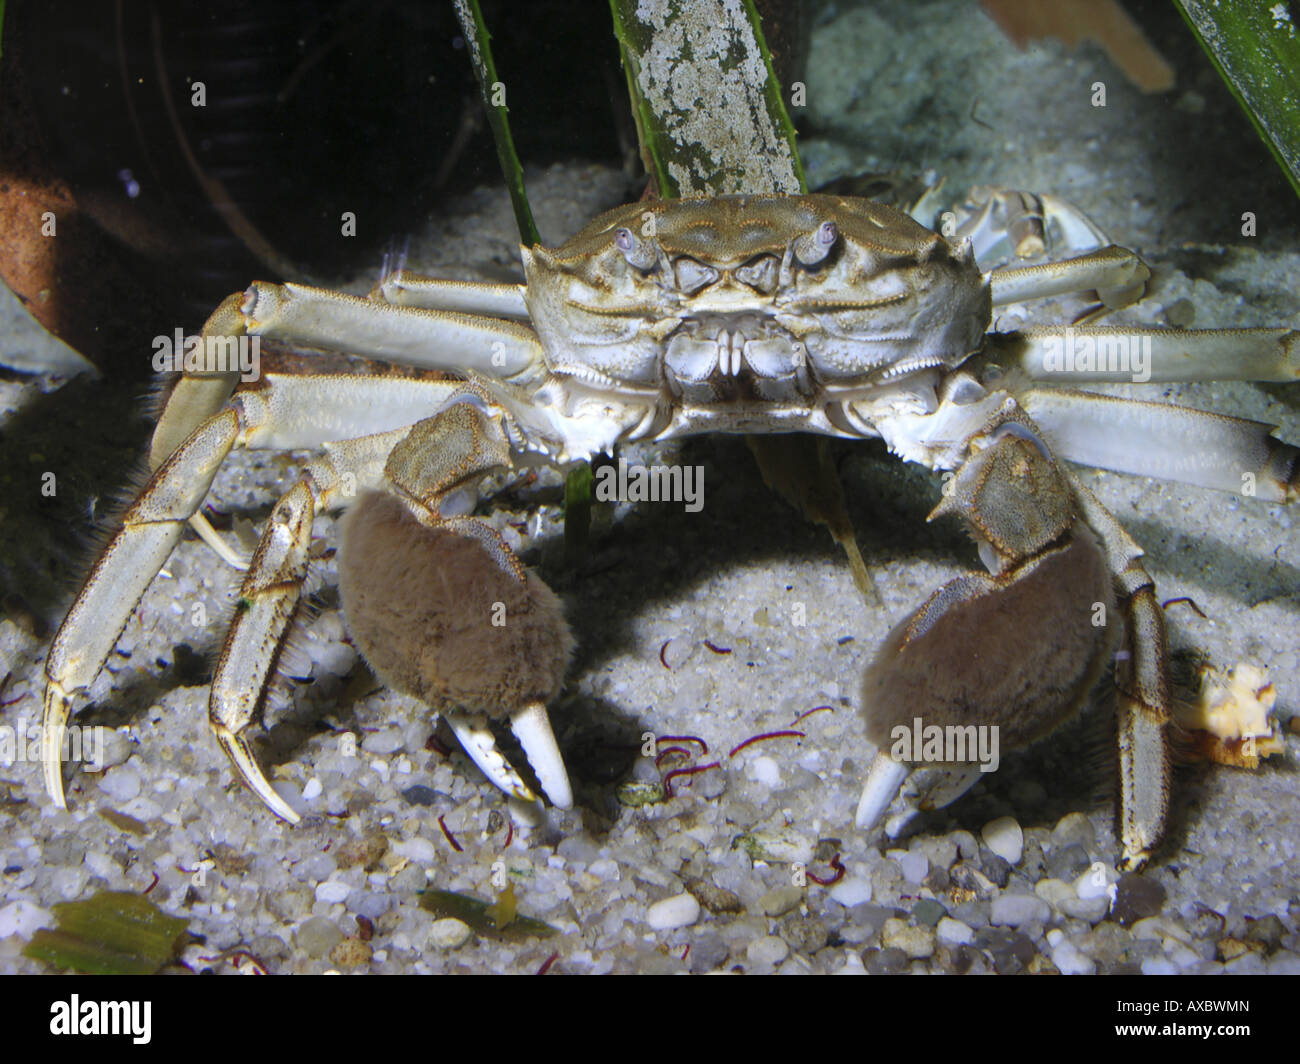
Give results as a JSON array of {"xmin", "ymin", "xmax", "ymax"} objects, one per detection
[
  {"xmin": 646, "ymin": 892, "xmax": 700, "ymax": 930},
  {"xmin": 746, "ymin": 935, "xmax": 790, "ymax": 968},
  {"xmin": 315, "ymin": 880, "xmax": 352, "ymax": 904},
  {"xmin": 1034, "ymin": 878, "xmax": 1076, "ymax": 908},
  {"xmin": 301, "ymin": 778, "xmax": 323, "ymax": 801},
  {"xmin": 399, "ymin": 785, "xmax": 441, "ymax": 808},
  {"xmin": 1051, "ymin": 940, "xmax": 1096, "ymax": 975},
  {"xmin": 393, "ymin": 837, "xmax": 437, "ymax": 866},
  {"xmin": 991, "ymin": 893, "xmax": 1051, "ymax": 928},
  {"xmin": 0, "ymin": 900, "xmax": 52, "ymax": 939},
  {"xmin": 758, "ymin": 885, "xmax": 803, "ymax": 918},
  {"xmin": 1073, "ymin": 863, "xmax": 1117, "ymax": 901},
  {"xmin": 979, "ymin": 851, "xmax": 1012, "ymax": 888},
  {"xmin": 1059, "ymin": 895, "xmax": 1110, "ymax": 924},
  {"xmin": 981, "ymin": 816, "xmax": 1023, "ymax": 865},
  {"xmin": 1051, "ymin": 811, "xmax": 1096, "ymax": 851},
  {"xmin": 936, "ymin": 917, "xmax": 974, "ymax": 945},
  {"xmin": 94, "ymin": 730, "xmax": 134, "ymax": 770},
  {"xmin": 686, "ymin": 876, "xmax": 742, "ymax": 914},
  {"xmin": 329, "ymin": 938, "xmax": 372, "ymax": 968},
  {"xmin": 1131, "ymin": 916, "xmax": 1192, "ymax": 947},
  {"xmin": 97, "ymin": 766, "xmax": 141, "ymax": 802},
  {"xmin": 747, "ymin": 756, "xmax": 782, "ymax": 787},
  {"xmin": 588, "ymin": 859, "xmax": 620, "ymax": 883},
  {"xmin": 864, "ymin": 946, "xmax": 910, "ymax": 973},
  {"xmin": 910, "ymin": 898, "xmax": 946, "ymax": 927},
  {"xmin": 950, "ymin": 830, "xmax": 980, "ymax": 861},
  {"xmin": 1140, "ymin": 957, "xmax": 1178, "ymax": 975},
  {"xmin": 295, "ymin": 916, "xmax": 345, "ymax": 958},
  {"xmin": 428, "ymin": 918, "xmax": 473, "ymax": 949},
  {"xmin": 1111, "ymin": 872, "xmax": 1166, "ymax": 927},
  {"xmin": 1268, "ymin": 951, "xmax": 1300, "ymax": 975},
  {"xmin": 898, "ymin": 851, "xmax": 928, "ymax": 885},
  {"xmin": 881, "ymin": 917, "xmax": 935, "ymax": 959},
  {"xmin": 1048, "ymin": 843, "xmax": 1092, "ymax": 881},
  {"xmin": 829, "ymin": 875, "xmax": 872, "ymax": 907},
  {"xmin": 363, "ymin": 728, "xmax": 404, "ymax": 756}
]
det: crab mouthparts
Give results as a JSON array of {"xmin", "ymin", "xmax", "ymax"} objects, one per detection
[{"xmin": 664, "ymin": 314, "xmax": 810, "ymax": 402}]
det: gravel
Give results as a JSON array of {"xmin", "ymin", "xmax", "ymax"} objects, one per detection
[{"xmin": 1, "ymin": 0, "xmax": 1296, "ymax": 976}]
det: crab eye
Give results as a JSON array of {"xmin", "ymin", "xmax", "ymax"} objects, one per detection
[
  {"xmin": 734, "ymin": 254, "xmax": 779, "ymax": 293},
  {"xmin": 673, "ymin": 257, "xmax": 720, "ymax": 294},
  {"xmin": 793, "ymin": 220, "xmax": 839, "ymax": 267},
  {"xmin": 613, "ymin": 227, "xmax": 658, "ymax": 270}
]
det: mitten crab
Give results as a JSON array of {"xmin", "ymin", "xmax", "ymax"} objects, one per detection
[{"xmin": 42, "ymin": 192, "xmax": 1298, "ymax": 870}]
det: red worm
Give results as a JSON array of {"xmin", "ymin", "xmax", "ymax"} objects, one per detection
[
  {"xmin": 728, "ymin": 730, "xmax": 805, "ymax": 758},
  {"xmin": 438, "ymin": 814, "xmax": 463, "ymax": 853}
]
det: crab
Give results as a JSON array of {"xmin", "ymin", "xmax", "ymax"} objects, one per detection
[{"xmin": 41, "ymin": 190, "xmax": 1298, "ymax": 871}]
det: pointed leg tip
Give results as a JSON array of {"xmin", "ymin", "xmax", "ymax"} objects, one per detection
[
  {"xmin": 510, "ymin": 700, "xmax": 572, "ymax": 811},
  {"xmin": 855, "ymin": 752, "xmax": 911, "ymax": 830},
  {"xmin": 214, "ymin": 726, "xmax": 302, "ymax": 824}
]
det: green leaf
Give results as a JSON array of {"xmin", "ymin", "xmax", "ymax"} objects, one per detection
[
  {"xmin": 1174, "ymin": 0, "xmax": 1300, "ymax": 200},
  {"xmin": 24, "ymin": 891, "xmax": 192, "ymax": 975}
]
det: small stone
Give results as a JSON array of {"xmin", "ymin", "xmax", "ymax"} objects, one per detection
[
  {"xmin": 647, "ymin": 892, "xmax": 700, "ymax": 930},
  {"xmin": 1243, "ymin": 914, "xmax": 1285, "ymax": 955},
  {"xmin": 1034, "ymin": 878, "xmax": 1076, "ymax": 908},
  {"xmin": 335, "ymin": 834, "xmax": 388, "ymax": 871},
  {"xmin": 911, "ymin": 897, "xmax": 947, "ymax": 927},
  {"xmin": 1050, "ymin": 811, "xmax": 1096, "ymax": 851},
  {"xmin": 863, "ymin": 946, "xmax": 909, "ymax": 974},
  {"xmin": 950, "ymin": 830, "xmax": 980, "ymax": 861},
  {"xmin": 329, "ymin": 938, "xmax": 372, "ymax": 968},
  {"xmin": 1267, "ymin": 950, "xmax": 1300, "ymax": 975},
  {"xmin": 399, "ymin": 785, "xmax": 442, "ymax": 808},
  {"xmin": 981, "ymin": 816, "xmax": 1023, "ymax": 865},
  {"xmin": 936, "ymin": 917, "xmax": 973, "ymax": 945},
  {"xmin": 979, "ymin": 851, "xmax": 1011, "ymax": 888},
  {"xmin": 94, "ymin": 730, "xmax": 134, "ymax": 770},
  {"xmin": 295, "ymin": 916, "xmax": 345, "ymax": 958},
  {"xmin": 948, "ymin": 862, "xmax": 996, "ymax": 900},
  {"xmin": 302, "ymin": 778, "xmax": 323, "ymax": 801},
  {"xmin": 1131, "ymin": 916, "xmax": 1193, "ymax": 947},
  {"xmin": 1060, "ymin": 895, "xmax": 1110, "ymax": 924},
  {"xmin": 991, "ymin": 893, "xmax": 1051, "ymax": 928},
  {"xmin": 0, "ymin": 900, "xmax": 53, "ymax": 939},
  {"xmin": 97, "ymin": 766, "xmax": 141, "ymax": 802},
  {"xmin": 898, "ymin": 851, "xmax": 928, "ymax": 885},
  {"xmin": 428, "ymin": 918, "xmax": 473, "ymax": 949},
  {"xmin": 315, "ymin": 879, "xmax": 352, "ymax": 904},
  {"xmin": 1051, "ymin": 939, "xmax": 1096, "ymax": 975},
  {"xmin": 829, "ymin": 875, "xmax": 872, "ymax": 907},
  {"xmin": 393, "ymin": 837, "xmax": 437, "ymax": 866},
  {"xmin": 685, "ymin": 877, "xmax": 743, "ymax": 914},
  {"xmin": 1110, "ymin": 872, "xmax": 1166, "ymax": 927},
  {"xmin": 1140, "ymin": 957, "xmax": 1178, "ymax": 975},
  {"xmin": 1073, "ymin": 863, "xmax": 1118, "ymax": 901},
  {"xmin": 362, "ymin": 728, "xmax": 404, "ymax": 756},
  {"xmin": 1048, "ymin": 843, "xmax": 1092, "ymax": 881},
  {"xmin": 977, "ymin": 927, "xmax": 1036, "ymax": 975},
  {"xmin": 758, "ymin": 885, "xmax": 803, "ymax": 918},
  {"xmin": 746, "ymin": 935, "xmax": 790, "ymax": 968},
  {"xmin": 881, "ymin": 917, "xmax": 935, "ymax": 959}
]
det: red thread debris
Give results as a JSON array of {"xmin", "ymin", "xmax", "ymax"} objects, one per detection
[
  {"xmin": 663, "ymin": 762, "xmax": 720, "ymax": 798},
  {"xmin": 654, "ymin": 746, "xmax": 693, "ymax": 768},
  {"xmin": 728, "ymin": 730, "xmax": 806, "ymax": 758},
  {"xmin": 807, "ymin": 853, "xmax": 847, "ymax": 887},
  {"xmin": 438, "ymin": 814, "xmax": 463, "ymax": 853},
  {"xmin": 537, "ymin": 952, "xmax": 560, "ymax": 975},
  {"xmin": 657, "ymin": 734, "xmax": 709, "ymax": 754},
  {"xmin": 143, "ymin": 871, "xmax": 159, "ymax": 895},
  {"xmin": 1161, "ymin": 596, "xmax": 1208, "ymax": 618},
  {"xmin": 504, "ymin": 820, "xmax": 514, "ymax": 849},
  {"xmin": 794, "ymin": 705, "xmax": 833, "ymax": 724},
  {"xmin": 703, "ymin": 640, "xmax": 732, "ymax": 654},
  {"xmin": 659, "ymin": 640, "xmax": 672, "ymax": 669}
]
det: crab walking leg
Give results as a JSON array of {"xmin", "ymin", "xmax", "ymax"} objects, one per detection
[
  {"xmin": 241, "ymin": 282, "xmax": 544, "ymax": 382},
  {"xmin": 1020, "ymin": 389, "xmax": 1300, "ymax": 501},
  {"xmin": 210, "ymin": 480, "xmax": 319, "ymax": 824},
  {"xmin": 43, "ymin": 375, "xmax": 470, "ymax": 810},
  {"xmin": 43, "ymin": 408, "xmax": 242, "ymax": 808},
  {"xmin": 371, "ymin": 273, "xmax": 530, "ymax": 321},
  {"xmin": 986, "ymin": 245, "xmax": 1150, "ymax": 310},
  {"xmin": 854, "ymin": 752, "xmax": 910, "ymax": 830},
  {"xmin": 1068, "ymin": 476, "xmax": 1171, "ymax": 871},
  {"xmin": 983, "ymin": 326, "xmax": 1300, "ymax": 384}
]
